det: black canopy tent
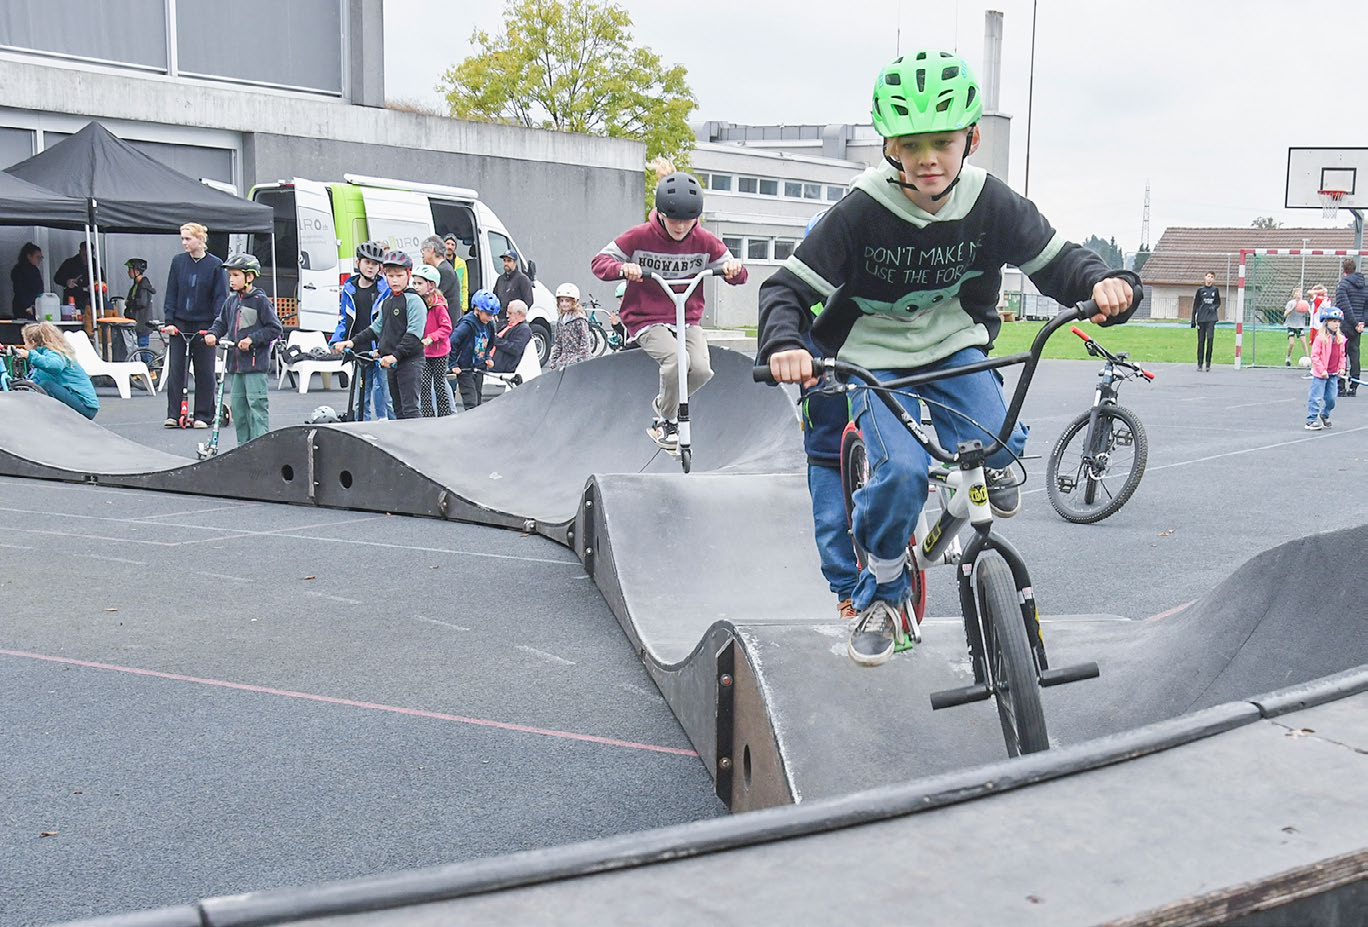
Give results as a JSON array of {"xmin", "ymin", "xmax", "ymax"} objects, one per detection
[
  {"xmin": 0, "ymin": 171, "xmax": 88, "ymax": 229},
  {"xmin": 5, "ymin": 122, "xmax": 275, "ymax": 318}
]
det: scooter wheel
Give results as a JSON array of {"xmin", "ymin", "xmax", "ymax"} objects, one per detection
[{"xmin": 679, "ymin": 446, "xmax": 692, "ymax": 473}]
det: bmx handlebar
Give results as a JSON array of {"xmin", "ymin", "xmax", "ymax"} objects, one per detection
[
  {"xmin": 753, "ymin": 294, "xmax": 1142, "ymax": 465},
  {"xmin": 1069, "ymin": 326, "xmax": 1155, "ymax": 380}
]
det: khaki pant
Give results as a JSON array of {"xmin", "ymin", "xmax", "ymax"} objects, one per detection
[{"xmin": 637, "ymin": 324, "xmax": 712, "ymax": 421}]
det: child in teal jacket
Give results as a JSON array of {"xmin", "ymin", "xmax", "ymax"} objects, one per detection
[{"xmin": 16, "ymin": 321, "xmax": 99, "ymax": 419}]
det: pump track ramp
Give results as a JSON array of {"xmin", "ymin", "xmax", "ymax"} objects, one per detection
[
  {"xmin": 4, "ymin": 348, "xmax": 1367, "ymax": 814},
  {"xmin": 11, "ymin": 346, "xmax": 1368, "ymax": 925}
]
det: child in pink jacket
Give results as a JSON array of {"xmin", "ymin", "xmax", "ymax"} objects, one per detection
[
  {"xmin": 1306, "ymin": 308, "xmax": 1346, "ymax": 431},
  {"xmin": 414, "ymin": 264, "xmax": 453, "ymax": 417}
]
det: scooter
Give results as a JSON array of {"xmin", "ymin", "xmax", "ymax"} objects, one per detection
[
  {"xmin": 645, "ymin": 268, "xmax": 720, "ymax": 474},
  {"xmin": 339, "ymin": 347, "xmax": 381, "ymax": 422},
  {"xmin": 196, "ymin": 337, "xmax": 234, "ymax": 460}
]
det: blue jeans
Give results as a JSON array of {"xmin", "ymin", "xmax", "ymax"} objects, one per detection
[
  {"xmin": 1307, "ymin": 376, "xmax": 1337, "ymax": 421},
  {"xmin": 808, "ymin": 462, "xmax": 859, "ymax": 599},
  {"xmin": 849, "ymin": 347, "xmax": 1029, "ymax": 609},
  {"xmin": 360, "ymin": 361, "xmax": 395, "ymax": 420}
]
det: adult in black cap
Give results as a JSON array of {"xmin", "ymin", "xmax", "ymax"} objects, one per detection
[{"xmin": 492, "ymin": 248, "xmax": 533, "ymax": 326}]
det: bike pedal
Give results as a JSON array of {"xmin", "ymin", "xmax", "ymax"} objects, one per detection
[
  {"xmin": 930, "ymin": 683, "xmax": 992, "ymax": 710},
  {"xmin": 1039, "ymin": 662, "xmax": 1100, "ymax": 687}
]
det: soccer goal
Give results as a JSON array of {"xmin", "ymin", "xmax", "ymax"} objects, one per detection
[{"xmin": 1234, "ymin": 248, "xmax": 1368, "ymax": 368}]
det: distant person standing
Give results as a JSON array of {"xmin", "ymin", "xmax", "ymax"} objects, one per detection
[
  {"xmin": 1191, "ymin": 271, "xmax": 1221, "ymax": 371},
  {"xmin": 442, "ymin": 234, "xmax": 469, "ymax": 314},
  {"xmin": 160, "ymin": 223, "xmax": 226, "ymax": 428},
  {"xmin": 10, "ymin": 242, "xmax": 43, "ymax": 320},
  {"xmin": 421, "ymin": 236, "xmax": 460, "ymax": 316},
  {"xmin": 492, "ymin": 249, "xmax": 533, "ymax": 325},
  {"xmin": 53, "ymin": 241, "xmax": 104, "ymax": 335},
  {"xmin": 1334, "ymin": 258, "xmax": 1367, "ymax": 396},
  {"xmin": 1283, "ymin": 287, "xmax": 1311, "ymax": 367}
]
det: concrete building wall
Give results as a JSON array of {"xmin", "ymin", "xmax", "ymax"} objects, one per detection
[{"xmin": 0, "ymin": 55, "xmax": 645, "ymax": 313}]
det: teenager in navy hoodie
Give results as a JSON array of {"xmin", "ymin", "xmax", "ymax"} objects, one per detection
[
  {"xmin": 591, "ymin": 172, "xmax": 746, "ymax": 450},
  {"xmin": 160, "ymin": 222, "xmax": 226, "ymax": 427}
]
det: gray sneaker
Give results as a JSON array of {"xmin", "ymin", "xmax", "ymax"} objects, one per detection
[
  {"xmin": 1305, "ymin": 419, "xmax": 1323, "ymax": 431},
  {"xmin": 848, "ymin": 600, "xmax": 904, "ymax": 666},
  {"xmin": 985, "ymin": 467, "xmax": 1021, "ymax": 518}
]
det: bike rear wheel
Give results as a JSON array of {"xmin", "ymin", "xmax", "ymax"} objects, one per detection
[
  {"xmin": 975, "ymin": 553, "xmax": 1048, "ymax": 757},
  {"xmin": 1045, "ymin": 404, "xmax": 1148, "ymax": 524},
  {"xmin": 839, "ymin": 425, "xmax": 928, "ymax": 624},
  {"xmin": 588, "ymin": 322, "xmax": 609, "ymax": 357}
]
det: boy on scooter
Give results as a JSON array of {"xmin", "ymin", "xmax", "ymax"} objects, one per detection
[
  {"xmin": 591, "ymin": 172, "xmax": 747, "ymax": 451},
  {"xmin": 205, "ymin": 254, "xmax": 282, "ymax": 445},
  {"xmin": 759, "ymin": 52, "xmax": 1140, "ymax": 666}
]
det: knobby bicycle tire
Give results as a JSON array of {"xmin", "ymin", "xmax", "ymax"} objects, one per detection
[
  {"xmin": 975, "ymin": 553, "xmax": 1048, "ymax": 756},
  {"xmin": 1045, "ymin": 404, "xmax": 1149, "ymax": 524}
]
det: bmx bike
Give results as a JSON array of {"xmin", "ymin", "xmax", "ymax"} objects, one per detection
[
  {"xmin": 1044, "ymin": 327, "xmax": 1154, "ymax": 524},
  {"xmin": 756, "ymin": 296, "xmax": 1136, "ymax": 757}
]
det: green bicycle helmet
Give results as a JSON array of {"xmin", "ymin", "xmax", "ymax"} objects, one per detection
[
  {"xmin": 871, "ymin": 51, "xmax": 982, "ymax": 138},
  {"xmin": 223, "ymin": 253, "xmax": 262, "ymax": 277}
]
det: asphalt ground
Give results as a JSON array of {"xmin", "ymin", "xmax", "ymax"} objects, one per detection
[
  {"xmin": 4, "ymin": 354, "xmax": 1368, "ymax": 924},
  {"xmin": 0, "ymin": 476, "xmax": 719, "ymax": 925}
]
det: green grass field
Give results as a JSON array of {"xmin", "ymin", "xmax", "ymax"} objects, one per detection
[
  {"xmin": 737, "ymin": 320, "xmax": 1299, "ymax": 367},
  {"xmin": 990, "ymin": 321, "xmax": 1241, "ymax": 365}
]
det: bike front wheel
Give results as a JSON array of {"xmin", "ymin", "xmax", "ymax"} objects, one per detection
[
  {"xmin": 975, "ymin": 553, "xmax": 1048, "ymax": 757},
  {"xmin": 1045, "ymin": 404, "xmax": 1148, "ymax": 524}
]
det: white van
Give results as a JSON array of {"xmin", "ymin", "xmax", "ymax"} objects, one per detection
[{"xmin": 243, "ymin": 174, "xmax": 559, "ymax": 364}]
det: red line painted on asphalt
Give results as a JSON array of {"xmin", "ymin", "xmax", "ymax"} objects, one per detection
[
  {"xmin": 1145, "ymin": 600, "xmax": 1197, "ymax": 622},
  {"xmin": 0, "ymin": 649, "xmax": 697, "ymax": 758}
]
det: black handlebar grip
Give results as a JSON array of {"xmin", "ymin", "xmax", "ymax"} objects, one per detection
[{"xmin": 752, "ymin": 363, "xmax": 777, "ymax": 384}]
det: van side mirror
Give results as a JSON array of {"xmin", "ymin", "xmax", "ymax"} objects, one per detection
[{"xmin": 526, "ymin": 260, "xmax": 536, "ymax": 282}]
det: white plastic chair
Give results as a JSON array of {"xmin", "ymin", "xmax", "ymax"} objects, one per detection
[
  {"xmin": 277, "ymin": 330, "xmax": 346, "ymax": 394},
  {"xmin": 64, "ymin": 330, "xmax": 155, "ymax": 399},
  {"xmin": 482, "ymin": 339, "xmax": 542, "ymax": 397}
]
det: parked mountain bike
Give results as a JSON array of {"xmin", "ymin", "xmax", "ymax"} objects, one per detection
[
  {"xmin": 582, "ymin": 295, "xmax": 625, "ymax": 357},
  {"xmin": 755, "ymin": 296, "xmax": 1138, "ymax": 758},
  {"xmin": 0, "ymin": 347, "xmax": 46, "ymax": 394},
  {"xmin": 1044, "ymin": 327, "xmax": 1154, "ymax": 524}
]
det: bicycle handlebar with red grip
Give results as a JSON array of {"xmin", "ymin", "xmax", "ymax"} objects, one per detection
[{"xmin": 1070, "ymin": 326, "xmax": 1092, "ymax": 342}]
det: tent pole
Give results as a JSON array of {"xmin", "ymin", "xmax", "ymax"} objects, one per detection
[{"xmin": 92, "ymin": 220, "xmax": 107, "ymax": 320}]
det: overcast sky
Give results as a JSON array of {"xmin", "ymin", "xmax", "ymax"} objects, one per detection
[{"xmin": 384, "ymin": 1, "xmax": 1363, "ymax": 252}]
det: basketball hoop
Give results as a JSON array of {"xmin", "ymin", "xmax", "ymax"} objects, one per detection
[{"xmin": 1319, "ymin": 189, "xmax": 1347, "ymax": 218}]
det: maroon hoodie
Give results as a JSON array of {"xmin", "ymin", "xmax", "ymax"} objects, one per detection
[{"xmin": 591, "ymin": 210, "xmax": 747, "ymax": 337}]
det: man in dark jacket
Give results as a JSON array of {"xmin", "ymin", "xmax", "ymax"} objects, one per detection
[
  {"xmin": 53, "ymin": 241, "xmax": 104, "ymax": 336},
  {"xmin": 421, "ymin": 236, "xmax": 461, "ymax": 314},
  {"xmin": 1191, "ymin": 271, "xmax": 1221, "ymax": 372},
  {"xmin": 492, "ymin": 249, "xmax": 533, "ymax": 326},
  {"xmin": 487, "ymin": 299, "xmax": 533, "ymax": 374},
  {"xmin": 1334, "ymin": 258, "xmax": 1367, "ymax": 395},
  {"xmin": 160, "ymin": 223, "xmax": 227, "ymax": 427}
]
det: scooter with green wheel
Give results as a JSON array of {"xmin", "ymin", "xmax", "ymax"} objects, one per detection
[{"xmin": 196, "ymin": 335, "xmax": 234, "ymax": 460}]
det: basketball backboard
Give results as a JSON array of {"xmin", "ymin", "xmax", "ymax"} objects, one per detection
[{"xmin": 1286, "ymin": 147, "xmax": 1368, "ymax": 209}]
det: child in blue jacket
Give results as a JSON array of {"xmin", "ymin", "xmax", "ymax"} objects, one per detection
[{"xmin": 16, "ymin": 321, "xmax": 99, "ymax": 419}]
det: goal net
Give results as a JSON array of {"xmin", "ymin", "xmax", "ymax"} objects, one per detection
[{"xmin": 1235, "ymin": 249, "xmax": 1368, "ymax": 368}]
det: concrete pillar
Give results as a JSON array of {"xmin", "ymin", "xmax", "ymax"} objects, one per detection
[
  {"xmin": 348, "ymin": 0, "xmax": 385, "ymax": 108},
  {"xmin": 983, "ymin": 11, "xmax": 1004, "ymax": 111}
]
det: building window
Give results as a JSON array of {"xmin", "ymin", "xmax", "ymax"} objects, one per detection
[
  {"xmin": 804, "ymin": 183, "xmax": 822, "ymax": 200},
  {"xmin": 748, "ymin": 238, "xmax": 772, "ymax": 261},
  {"xmin": 826, "ymin": 185, "xmax": 845, "ymax": 201},
  {"xmin": 722, "ymin": 236, "xmax": 744, "ymax": 257},
  {"xmin": 773, "ymin": 239, "xmax": 797, "ymax": 261},
  {"xmin": 738, "ymin": 176, "xmax": 758, "ymax": 194},
  {"xmin": 759, "ymin": 178, "xmax": 779, "ymax": 196},
  {"xmin": 710, "ymin": 174, "xmax": 733, "ymax": 192},
  {"xmin": 784, "ymin": 181, "xmax": 803, "ymax": 198}
]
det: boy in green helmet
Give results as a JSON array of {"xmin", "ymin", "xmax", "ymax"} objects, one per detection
[{"xmin": 759, "ymin": 51, "xmax": 1141, "ymax": 667}]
